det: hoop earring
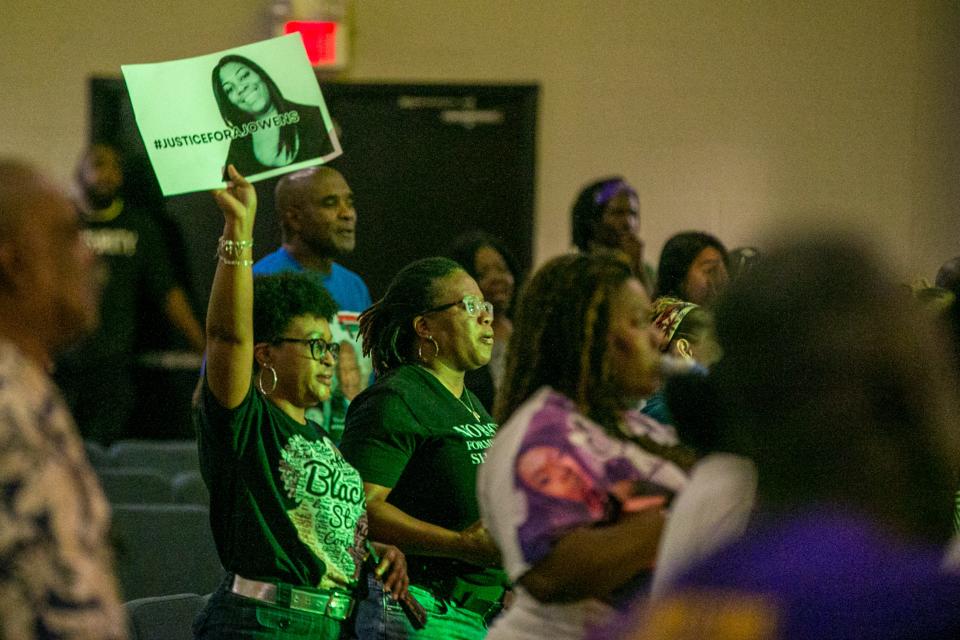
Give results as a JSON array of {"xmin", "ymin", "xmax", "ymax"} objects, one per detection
[
  {"xmin": 418, "ymin": 336, "xmax": 440, "ymax": 362},
  {"xmin": 257, "ymin": 364, "xmax": 278, "ymax": 395}
]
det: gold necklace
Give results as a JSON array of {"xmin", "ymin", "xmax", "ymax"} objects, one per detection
[
  {"xmin": 457, "ymin": 391, "xmax": 481, "ymax": 422},
  {"xmin": 415, "ymin": 363, "xmax": 481, "ymax": 421}
]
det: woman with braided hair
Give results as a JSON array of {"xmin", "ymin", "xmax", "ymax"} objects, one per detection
[
  {"xmin": 477, "ymin": 252, "xmax": 690, "ymax": 639},
  {"xmin": 339, "ymin": 257, "xmax": 508, "ymax": 639}
]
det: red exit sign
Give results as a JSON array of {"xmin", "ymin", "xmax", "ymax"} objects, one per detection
[{"xmin": 284, "ymin": 21, "xmax": 340, "ymax": 67}]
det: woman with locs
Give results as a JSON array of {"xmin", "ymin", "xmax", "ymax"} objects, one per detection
[
  {"xmin": 192, "ymin": 165, "xmax": 407, "ymax": 639},
  {"xmin": 477, "ymin": 253, "xmax": 691, "ymax": 639},
  {"xmin": 339, "ymin": 257, "xmax": 508, "ymax": 639}
]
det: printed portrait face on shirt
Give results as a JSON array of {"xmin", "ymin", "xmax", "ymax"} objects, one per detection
[{"xmin": 516, "ymin": 445, "xmax": 598, "ymax": 504}]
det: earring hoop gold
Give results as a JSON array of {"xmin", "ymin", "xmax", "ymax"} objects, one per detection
[{"xmin": 418, "ymin": 336, "xmax": 440, "ymax": 362}]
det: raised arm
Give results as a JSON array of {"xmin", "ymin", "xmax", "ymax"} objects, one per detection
[{"xmin": 205, "ymin": 165, "xmax": 257, "ymax": 409}]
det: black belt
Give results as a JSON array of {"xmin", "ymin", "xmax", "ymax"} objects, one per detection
[
  {"xmin": 456, "ymin": 593, "xmax": 503, "ymax": 621},
  {"xmin": 419, "ymin": 578, "xmax": 505, "ymax": 622},
  {"xmin": 231, "ymin": 574, "xmax": 355, "ymax": 621}
]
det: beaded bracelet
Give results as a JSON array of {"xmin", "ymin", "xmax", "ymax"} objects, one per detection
[{"xmin": 216, "ymin": 236, "xmax": 254, "ymax": 267}]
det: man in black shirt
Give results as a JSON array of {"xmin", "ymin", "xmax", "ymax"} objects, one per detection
[{"xmin": 55, "ymin": 143, "xmax": 204, "ymax": 444}]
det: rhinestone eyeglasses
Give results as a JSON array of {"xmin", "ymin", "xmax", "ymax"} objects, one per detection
[{"xmin": 273, "ymin": 336, "xmax": 341, "ymax": 361}]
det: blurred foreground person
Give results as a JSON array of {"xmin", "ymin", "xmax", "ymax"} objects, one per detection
[
  {"xmin": 0, "ymin": 159, "xmax": 126, "ymax": 638},
  {"xmin": 478, "ymin": 253, "xmax": 690, "ymax": 639},
  {"xmin": 606, "ymin": 235, "xmax": 960, "ymax": 640}
]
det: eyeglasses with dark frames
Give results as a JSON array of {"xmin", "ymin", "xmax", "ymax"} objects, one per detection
[
  {"xmin": 423, "ymin": 294, "xmax": 494, "ymax": 318},
  {"xmin": 273, "ymin": 336, "xmax": 341, "ymax": 361}
]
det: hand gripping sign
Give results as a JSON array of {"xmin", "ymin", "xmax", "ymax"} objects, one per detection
[{"xmin": 122, "ymin": 34, "xmax": 342, "ymax": 196}]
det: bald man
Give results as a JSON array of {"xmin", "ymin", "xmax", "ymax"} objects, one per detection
[
  {"xmin": 0, "ymin": 159, "xmax": 126, "ymax": 638},
  {"xmin": 254, "ymin": 166, "xmax": 372, "ymax": 440}
]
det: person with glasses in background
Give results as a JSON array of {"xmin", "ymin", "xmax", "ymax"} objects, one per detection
[
  {"xmin": 193, "ymin": 167, "xmax": 408, "ymax": 640},
  {"xmin": 340, "ymin": 257, "xmax": 508, "ymax": 639},
  {"xmin": 444, "ymin": 231, "xmax": 522, "ymax": 414}
]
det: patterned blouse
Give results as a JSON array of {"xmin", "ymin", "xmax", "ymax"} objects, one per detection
[{"xmin": 0, "ymin": 341, "xmax": 126, "ymax": 639}]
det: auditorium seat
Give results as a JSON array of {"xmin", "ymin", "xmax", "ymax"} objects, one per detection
[
  {"xmin": 109, "ymin": 439, "xmax": 199, "ymax": 479},
  {"xmin": 171, "ymin": 470, "xmax": 209, "ymax": 506},
  {"xmin": 111, "ymin": 503, "xmax": 223, "ymax": 601},
  {"xmin": 98, "ymin": 468, "xmax": 172, "ymax": 504},
  {"xmin": 125, "ymin": 592, "xmax": 209, "ymax": 640}
]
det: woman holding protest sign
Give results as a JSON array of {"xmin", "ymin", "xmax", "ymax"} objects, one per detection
[
  {"xmin": 211, "ymin": 55, "xmax": 333, "ymax": 177},
  {"xmin": 192, "ymin": 165, "xmax": 407, "ymax": 639}
]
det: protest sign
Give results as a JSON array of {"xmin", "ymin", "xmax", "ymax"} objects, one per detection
[{"xmin": 122, "ymin": 34, "xmax": 341, "ymax": 196}]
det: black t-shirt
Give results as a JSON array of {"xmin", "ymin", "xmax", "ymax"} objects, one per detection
[
  {"xmin": 65, "ymin": 202, "xmax": 177, "ymax": 362},
  {"xmin": 465, "ymin": 365, "xmax": 495, "ymax": 414},
  {"xmin": 197, "ymin": 378, "xmax": 368, "ymax": 590},
  {"xmin": 339, "ymin": 364, "xmax": 503, "ymax": 588}
]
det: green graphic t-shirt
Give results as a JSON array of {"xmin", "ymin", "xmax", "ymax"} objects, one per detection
[
  {"xmin": 340, "ymin": 364, "xmax": 505, "ymax": 589},
  {"xmin": 198, "ymin": 379, "xmax": 367, "ymax": 590}
]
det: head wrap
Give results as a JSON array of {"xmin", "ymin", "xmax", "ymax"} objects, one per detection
[
  {"xmin": 593, "ymin": 179, "xmax": 639, "ymax": 210},
  {"xmin": 651, "ymin": 296, "xmax": 699, "ymax": 351}
]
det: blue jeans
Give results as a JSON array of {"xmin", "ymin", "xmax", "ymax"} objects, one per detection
[
  {"xmin": 354, "ymin": 574, "xmax": 488, "ymax": 640},
  {"xmin": 193, "ymin": 574, "xmax": 352, "ymax": 639}
]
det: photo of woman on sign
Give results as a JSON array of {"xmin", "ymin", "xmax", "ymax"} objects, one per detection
[{"xmin": 211, "ymin": 54, "xmax": 334, "ymax": 178}]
